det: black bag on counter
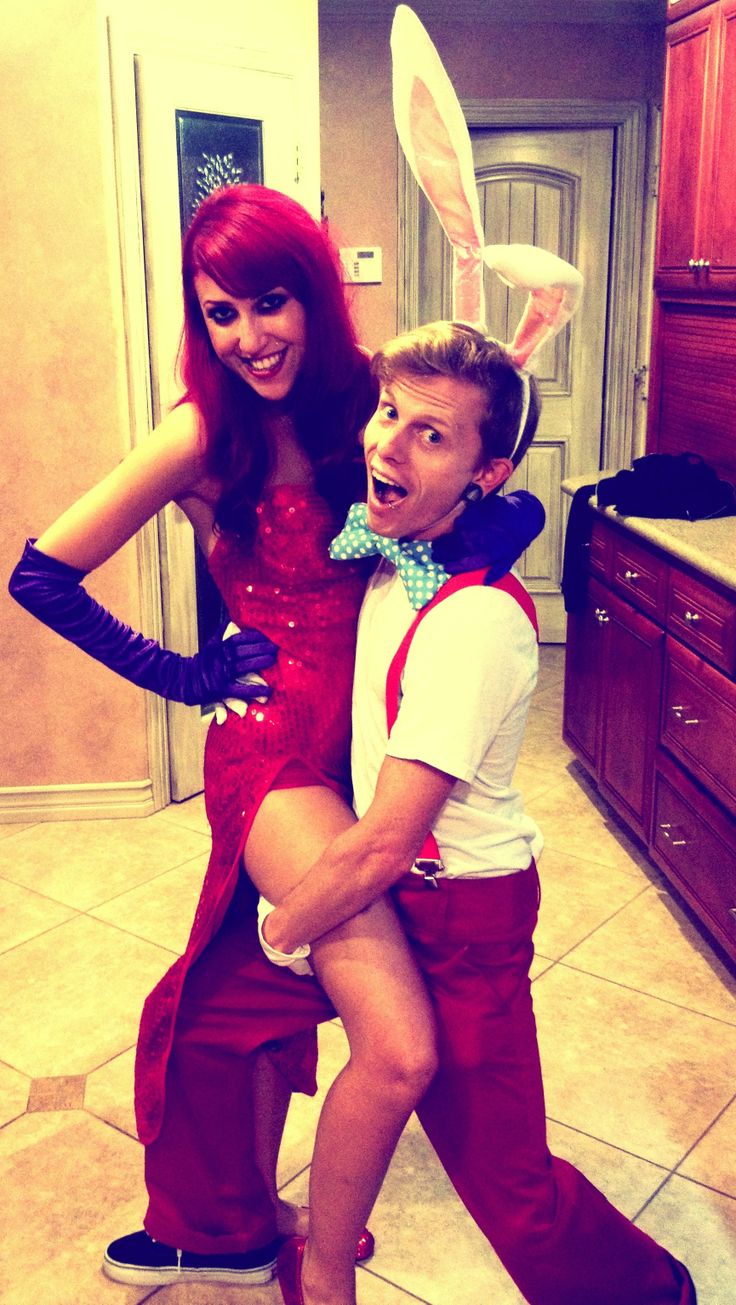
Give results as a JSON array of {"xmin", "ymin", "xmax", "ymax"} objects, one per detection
[{"xmin": 596, "ymin": 452, "xmax": 736, "ymax": 521}]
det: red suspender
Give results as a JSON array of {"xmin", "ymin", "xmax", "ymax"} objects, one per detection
[{"xmin": 385, "ymin": 568, "xmax": 539, "ymax": 867}]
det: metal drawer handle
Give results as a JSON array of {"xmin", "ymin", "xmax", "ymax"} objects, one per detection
[
  {"xmin": 594, "ymin": 607, "xmax": 609, "ymax": 624},
  {"xmin": 659, "ymin": 822, "xmax": 688, "ymax": 846},
  {"xmin": 730, "ymin": 907, "xmax": 736, "ymax": 922},
  {"xmin": 684, "ymin": 610, "xmax": 701, "ymax": 624},
  {"xmin": 624, "ymin": 569, "xmax": 640, "ymax": 582},
  {"xmin": 670, "ymin": 705, "xmax": 700, "ymax": 726},
  {"xmin": 688, "ymin": 258, "xmax": 697, "ymax": 269}
]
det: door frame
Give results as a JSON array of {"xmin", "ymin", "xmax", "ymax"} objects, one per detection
[{"xmin": 398, "ymin": 98, "xmax": 660, "ymax": 475}]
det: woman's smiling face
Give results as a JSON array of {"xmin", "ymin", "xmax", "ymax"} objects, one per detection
[
  {"xmin": 194, "ymin": 274, "xmax": 307, "ymax": 401},
  {"xmin": 363, "ymin": 371, "xmax": 512, "ymax": 540}
]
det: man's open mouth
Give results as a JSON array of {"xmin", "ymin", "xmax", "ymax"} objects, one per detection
[{"xmin": 371, "ymin": 471, "xmax": 408, "ymax": 507}]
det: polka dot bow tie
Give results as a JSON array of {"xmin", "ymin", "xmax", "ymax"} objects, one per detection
[{"xmin": 330, "ymin": 502, "xmax": 450, "ymax": 610}]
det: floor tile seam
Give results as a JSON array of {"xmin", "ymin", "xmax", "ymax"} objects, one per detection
[
  {"xmin": 82, "ymin": 1105, "xmax": 140, "ymax": 1144},
  {"xmin": 540, "ymin": 881, "xmax": 653, "ymax": 964},
  {"xmin": 668, "ymin": 1088, "xmax": 736, "ymax": 1186},
  {"xmin": 544, "ymin": 1113, "xmax": 671, "ymax": 1171},
  {"xmin": 554, "ymin": 958, "xmax": 736, "ymax": 1027},
  {"xmin": 0, "ymin": 1106, "xmax": 28, "ymax": 1132},
  {"xmin": 538, "ymin": 836, "xmax": 665, "ymax": 881},
  {"xmin": 0, "ymin": 910, "xmax": 84, "ymax": 960},
  {"xmin": 633, "ymin": 1166, "xmax": 736, "ymax": 1223},
  {"xmin": 277, "ymin": 1160, "xmax": 310, "ymax": 1194},
  {"xmin": 0, "ymin": 1054, "xmax": 31, "ymax": 1079},
  {"xmin": 0, "ymin": 825, "xmax": 38, "ymax": 844},
  {"xmin": 357, "ymin": 1264, "xmax": 434, "ymax": 1303},
  {"xmin": 530, "ymin": 699, "xmax": 563, "ymax": 716},
  {"xmin": 81, "ymin": 847, "xmax": 212, "ymax": 912},
  {"xmin": 74, "ymin": 911, "xmax": 182, "ymax": 957},
  {"xmin": 0, "ymin": 846, "xmax": 206, "ymax": 917}
]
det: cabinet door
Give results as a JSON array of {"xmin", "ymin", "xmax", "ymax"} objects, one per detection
[
  {"xmin": 563, "ymin": 576, "xmax": 608, "ymax": 770},
  {"xmin": 656, "ymin": 4, "xmax": 720, "ymax": 290},
  {"xmin": 598, "ymin": 588, "xmax": 665, "ymax": 840},
  {"xmin": 709, "ymin": 0, "xmax": 736, "ymax": 284}
]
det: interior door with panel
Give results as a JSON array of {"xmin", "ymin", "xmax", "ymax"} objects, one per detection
[
  {"xmin": 135, "ymin": 52, "xmax": 303, "ymax": 799},
  {"xmin": 417, "ymin": 126, "xmax": 613, "ymax": 642}
]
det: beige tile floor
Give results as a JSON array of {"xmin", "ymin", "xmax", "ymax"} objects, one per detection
[{"xmin": 1, "ymin": 646, "xmax": 735, "ymax": 1304}]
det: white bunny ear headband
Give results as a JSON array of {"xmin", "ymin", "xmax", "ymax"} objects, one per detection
[{"xmin": 391, "ymin": 4, "xmax": 584, "ymax": 454}]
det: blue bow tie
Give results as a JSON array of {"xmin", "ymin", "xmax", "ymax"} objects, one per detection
[{"xmin": 330, "ymin": 503, "xmax": 449, "ymax": 610}]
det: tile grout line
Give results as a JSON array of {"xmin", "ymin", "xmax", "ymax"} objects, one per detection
[
  {"xmin": 543, "ymin": 1114, "xmax": 672, "ymax": 1172},
  {"xmin": 553, "ymin": 957, "xmax": 736, "ymax": 1028},
  {"xmin": 632, "ymin": 1088, "xmax": 736, "ymax": 1221}
]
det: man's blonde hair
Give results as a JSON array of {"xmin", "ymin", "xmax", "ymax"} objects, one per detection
[{"xmin": 371, "ymin": 321, "xmax": 540, "ymax": 466}]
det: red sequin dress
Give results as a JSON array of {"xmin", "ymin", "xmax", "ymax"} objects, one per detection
[{"xmin": 135, "ymin": 484, "xmax": 366, "ymax": 1144}]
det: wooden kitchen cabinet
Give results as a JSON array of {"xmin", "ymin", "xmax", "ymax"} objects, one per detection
[
  {"xmin": 656, "ymin": 0, "xmax": 736, "ymax": 295},
  {"xmin": 563, "ymin": 543, "xmax": 664, "ymax": 842},
  {"xmin": 563, "ymin": 509, "xmax": 736, "ymax": 962}
]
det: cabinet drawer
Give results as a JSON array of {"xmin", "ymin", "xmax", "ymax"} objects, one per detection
[
  {"xmin": 661, "ymin": 637, "xmax": 736, "ymax": 817},
  {"xmin": 667, "ymin": 565, "xmax": 736, "ymax": 675},
  {"xmin": 652, "ymin": 754, "xmax": 736, "ymax": 959},
  {"xmin": 610, "ymin": 533, "xmax": 668, "ymax": 622}
]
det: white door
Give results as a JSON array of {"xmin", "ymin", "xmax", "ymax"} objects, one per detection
[
  {"xmin": 418, "ymin": 126, "xmax": 614, "ymax": 642},
  {"xmin": 135, "ymin": 52, "xmax": 304, "ymax": 799}
]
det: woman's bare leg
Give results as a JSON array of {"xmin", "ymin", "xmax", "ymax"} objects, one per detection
[{"xmin": 246, "ymin": 786, "xmax": 437, "ymax": 1305}]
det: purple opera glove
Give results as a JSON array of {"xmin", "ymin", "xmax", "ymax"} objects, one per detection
[
  {"xmin": 433, "ymin": 490, "xmax": 545, "ymax": 581},
  {"xmin": 8, "ymin": 539, "xmax": 277, "ymax": 705}
]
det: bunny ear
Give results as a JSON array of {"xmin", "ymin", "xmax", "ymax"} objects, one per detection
[
  {"xmin": 483, "ymin": 244, "xmax": 584, "ymax": 369},
  {"xmin": 391, "ymin": 4, "xmax": 485, "ymax": 326}
]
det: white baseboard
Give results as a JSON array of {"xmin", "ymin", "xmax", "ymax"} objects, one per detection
[{"xmin": 0, "ymin": 780, "xmax": 157, "ymax": 824}]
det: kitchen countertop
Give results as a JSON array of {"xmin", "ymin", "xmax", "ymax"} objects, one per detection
[{"xmin": 562, "ymin": 473, "xmax": 736, "ymax": 594}]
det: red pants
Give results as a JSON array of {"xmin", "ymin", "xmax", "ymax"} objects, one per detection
[{"xmin": 144, "ymin": 867, "xmax": 694, "ymax": 1303}]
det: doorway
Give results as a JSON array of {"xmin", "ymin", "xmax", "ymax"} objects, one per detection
[{"xmin": 399, "ymin": 99, "xmax": 656, "ymax": 642}]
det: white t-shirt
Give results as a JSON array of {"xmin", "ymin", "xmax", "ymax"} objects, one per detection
[{"xmin": 351, "ymin": 560, "xmax": 543, "ymax": 878}]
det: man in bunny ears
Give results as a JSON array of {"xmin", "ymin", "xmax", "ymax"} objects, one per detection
[
  {"xmin": 262, "ymin": 317, "xmax": 696, "ymax": 1305},
  {"xmin": 260, "ymin": 7, "xmax": 697, "ymax": 1303}
]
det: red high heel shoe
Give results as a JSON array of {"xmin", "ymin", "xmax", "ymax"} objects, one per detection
[
  {"xmin": 276, "ymin": 1236, "xmax": 306, "ymax": 1305},
  {"xmin": 276, "ymin": 1229, "xmax": 376, "ymax": 1303},
  {"xmin": 355, "ymin": 1228, "xmax": 375, "ymax": 1262}
]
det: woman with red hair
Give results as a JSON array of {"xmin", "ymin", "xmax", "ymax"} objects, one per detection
[
  {"xmin": 10, "ymin": 183, "xmax": 541, "ymax": 1304},
  {"xmin": 9, "ymin": 184, "xmax": 442, "ymax": 1301}
]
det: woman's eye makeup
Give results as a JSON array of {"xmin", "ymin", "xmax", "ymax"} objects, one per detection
[
  {"xmin": 205, "ymin": 305, "xmax": 236, "ymax": 325},
  {"xmin": 257, "ymin": 291, "xmax": 289, "ymax": 314}
]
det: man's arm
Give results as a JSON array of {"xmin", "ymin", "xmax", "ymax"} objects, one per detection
[{"xmin": 262, "ymin": 755, "xmax": 455, "ymax": 953}]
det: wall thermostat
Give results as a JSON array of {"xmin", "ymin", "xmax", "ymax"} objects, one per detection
[{"xmin": 340, "ymin": 246, "xmax": 383, "ymax": 284}]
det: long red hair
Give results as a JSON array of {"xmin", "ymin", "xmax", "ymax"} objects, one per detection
[{"xmin": 179, "ymin": 184, "xmax": 374, "ymax": 544}]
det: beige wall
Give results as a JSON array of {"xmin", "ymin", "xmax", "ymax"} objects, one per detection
[
  {"xmin": 1, "ymin": 0, "xmax": 148, "ymax": 788},
  {"xmin": 320, "ymin": 13, "xmax": 665, "ymax": 351}
]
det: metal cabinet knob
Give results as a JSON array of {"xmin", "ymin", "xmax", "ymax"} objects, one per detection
[
  {"xmin": 624, "ymin": 569, "xmax": 639, "ymax": 582},
  {"xmin": 659, "ymin": 822, "xmax": 687, "ymax": 846},
  {"xmin": 684, "ymin": 610, "xmax": 701, "ymax": 623},
  {"xmin": 729, "ymin": 907, "xmax": 736, "ymax": 923},
  {"xmin": 670, "ymin": 705, "xmax": 700, "ymax": 726}
]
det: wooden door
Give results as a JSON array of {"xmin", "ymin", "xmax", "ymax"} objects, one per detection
[
  {"xmin": 418, "ymin": 125, "xmax": 613, "ymax": 642},
  {"xmin": 656, "ymin": 3, "xmax": 720, "ymax": 289},
  {"xmin": 598, "ymin": 586, "xmax": 665, "ymax": 840}
]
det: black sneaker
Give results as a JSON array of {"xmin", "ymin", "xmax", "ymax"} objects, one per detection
[{"xmin": 102, "ymin": 1229, "xmax": 279, "ymax": 1286}]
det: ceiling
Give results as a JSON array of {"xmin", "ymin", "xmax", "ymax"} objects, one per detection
[{"xmin": 320, "ymin": 0, "xmax": 666, "ymax": 25}]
